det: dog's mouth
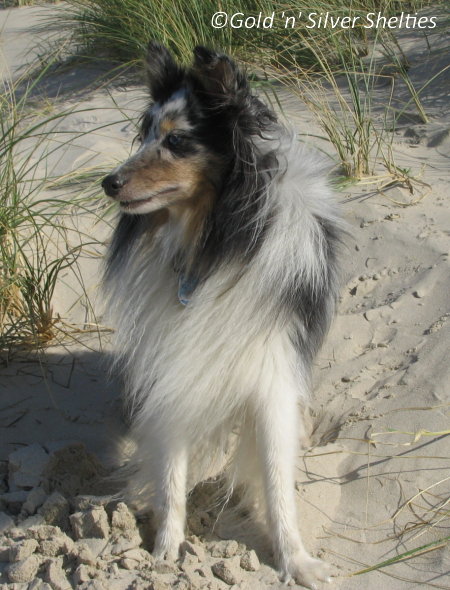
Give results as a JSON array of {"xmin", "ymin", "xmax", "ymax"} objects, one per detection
[{"xmin": 119, "ymin": 186, "xmax": 179, "ymax": 210}]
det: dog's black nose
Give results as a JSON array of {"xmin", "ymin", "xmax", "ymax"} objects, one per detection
[{"xmin": 102, "ymin": 173, "xmax": 127, "ymax": 197}]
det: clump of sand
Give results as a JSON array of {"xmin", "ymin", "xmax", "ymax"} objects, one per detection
[
  {"xmin": 0, "ymin": 4, "xmax": 449, "ymax": 589},
  {"xmin": 0, "ymin": 443, "xmax": 279, "ymax": 589}
]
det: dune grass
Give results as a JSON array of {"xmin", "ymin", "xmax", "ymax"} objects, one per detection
[
  {"xmin": 53, "ymin": 0, "xmax": 435, "ymax": 66},
  {"xmin": 350, "ymin": 534, "xmax": 450, "ymax": 576},
  {"xmin": 0, "ymin": 70, "xmax": 118, "ymax": 358},
  {"xmin": 276, "ymin": 26, "xmax": 438, "ymax": 180}
]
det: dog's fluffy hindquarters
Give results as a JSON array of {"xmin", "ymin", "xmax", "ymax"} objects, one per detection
[{"xmin": 102, "ymin": 42, "xmax": 342, "ymax": 588}]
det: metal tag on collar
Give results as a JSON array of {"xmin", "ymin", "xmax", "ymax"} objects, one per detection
[{"xmin": 178, "ymin": 273, "xmax": 199, "ymax": 306}]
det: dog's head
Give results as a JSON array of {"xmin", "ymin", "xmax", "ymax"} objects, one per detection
[{"xmin": 102, "ymin": 42, "xmax": 277, "ymax": 217}]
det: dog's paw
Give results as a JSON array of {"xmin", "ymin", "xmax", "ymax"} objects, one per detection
[
  {"xmin": 153, "ymin": 543, "xmax": 181, "ymax": 561},
  {"xmin": 153, "ymin": 530, "xmax": 184, "ymax": 561},
  {"xmin": 282, "ymin": 553, "xmax": 332, "ymax": 589}
]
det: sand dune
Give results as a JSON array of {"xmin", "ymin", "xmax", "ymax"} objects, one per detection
[{"xmin": 0, "ymin": 5, "xmax": 449, "ymax": 589}]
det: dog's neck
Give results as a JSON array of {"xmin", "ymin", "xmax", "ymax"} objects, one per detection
[{"xmin": 159, "ymin": 181, "xmax": 215, "ymax": 273}]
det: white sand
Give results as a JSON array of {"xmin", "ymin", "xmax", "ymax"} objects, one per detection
[{"xmin": 0, "ymin": 5, "xmax": 449, "ymax": 589}]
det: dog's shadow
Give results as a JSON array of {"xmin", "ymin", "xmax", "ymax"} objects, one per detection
[{"xmin": 0, "ymin": 347, "xmax": 121, "ymax": 465}]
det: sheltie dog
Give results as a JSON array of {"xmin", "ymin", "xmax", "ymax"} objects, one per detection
[{"xmin": 102, "ymin": 42, "xmax": 342, "ymax": 588}]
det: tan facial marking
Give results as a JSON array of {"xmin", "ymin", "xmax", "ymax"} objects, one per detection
[
  {"xmin": 125, "ymin": 155, "xmax": 206, "ymax": 201},
  {"xmin": 159, "ymin": 118, "xmax": 177, "ymax": 135},
  {"xmin": 111, "ymin": 118, "xmax": 225, "ymax": 253}
]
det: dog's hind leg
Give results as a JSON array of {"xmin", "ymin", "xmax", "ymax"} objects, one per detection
[
  {"xmin": 253, "ymin": 378, "xmax": 331, "ymax": 589},
  {"xmin": 152, "ymin": 442, "xmax": 188, "ymax": 561}
]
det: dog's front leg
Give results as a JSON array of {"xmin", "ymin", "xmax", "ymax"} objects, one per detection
[
  {"xmin": 255, "ymin": 387, "xmax": 331, "ymax": 589},
  {"xmin": 152, "ymin": 443, "xmax": 188, "ymax": 561}
]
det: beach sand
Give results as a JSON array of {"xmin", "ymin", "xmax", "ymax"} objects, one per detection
[{"xmin": 0, "ymin": 5, "xmax": 449, "ymax": 589}]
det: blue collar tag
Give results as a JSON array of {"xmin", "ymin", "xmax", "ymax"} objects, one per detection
[{"xmin": 178, "ymin": 273, "xmax": 199, "ymax": 306}]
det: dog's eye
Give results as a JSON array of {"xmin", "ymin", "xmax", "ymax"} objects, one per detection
[
  {"xmin": 167, "ymin": 133, "xmax": 182, "ymax": 148},
  {"xmin": 163, "ymin": 132, "xmax": 197, "ymax": 157}
]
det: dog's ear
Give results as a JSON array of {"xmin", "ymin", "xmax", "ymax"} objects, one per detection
[
  {"xmin": 145, "ymin": 41, "xmax": 184, "ymax": 101},
  {"xmin": 192, "ymin": 46, "xmax": 246, "ymax": 99}
]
